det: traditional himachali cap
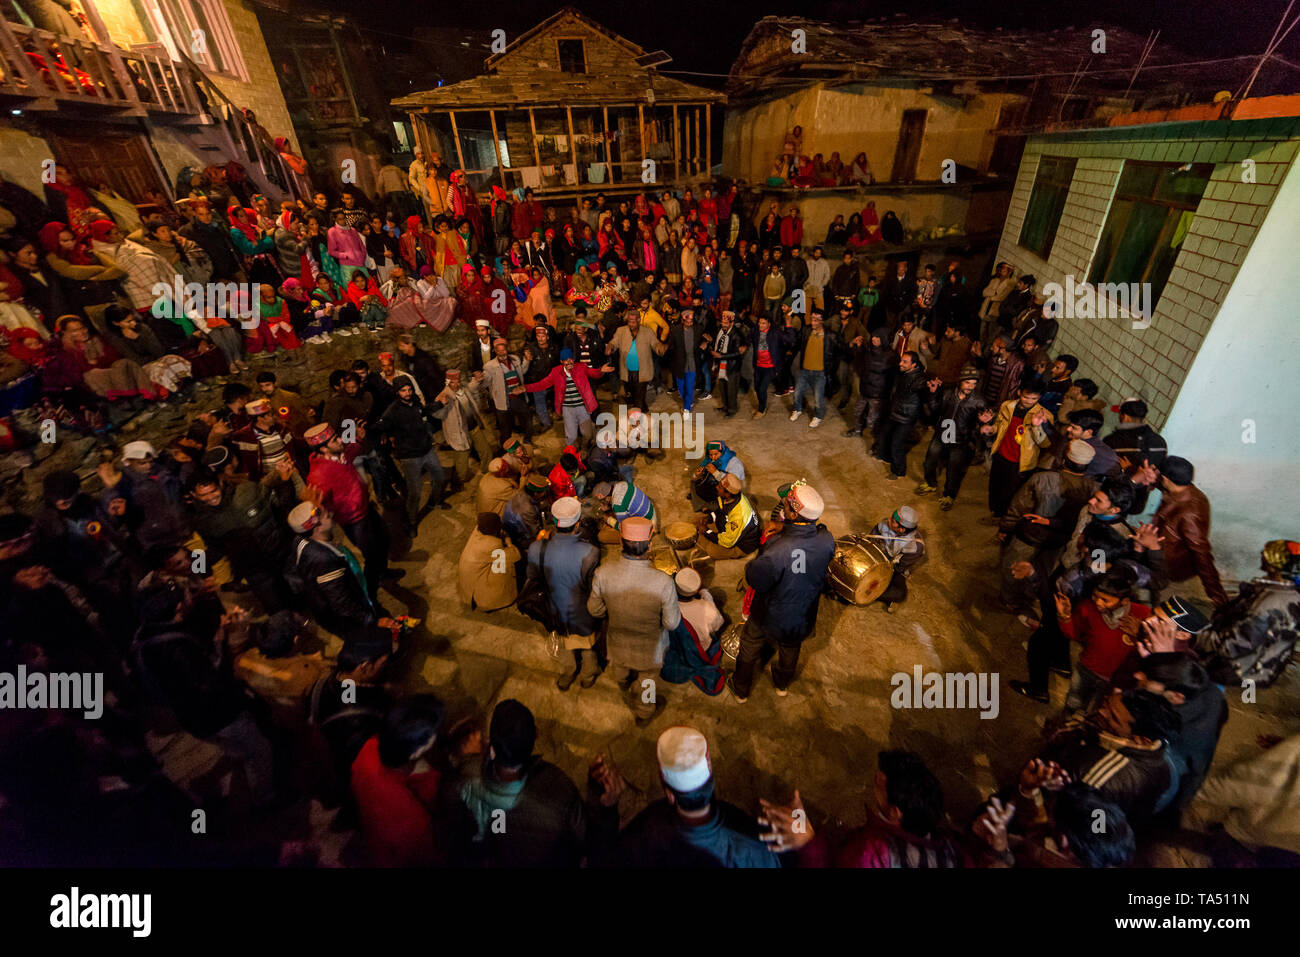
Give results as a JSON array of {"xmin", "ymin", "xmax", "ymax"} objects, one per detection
[
  {"xmin": 1156, "ymin": 596, "xmax": 1211, "ymax": 634},
  {"xmin": 378, "ymin": 351, "xmax": 394, "ymax": 362},
  {"xmin": 788, "ymin": 482, "xmax": 824, "ymax": 520},
  {"xmin": 620, "ymin": 516, "xmax": 653, "ymax": 542},
  {"xmin": 657, "ymin": 726, "xmax": 712, "ymax": 793},
  {"xmin": 245, "ymin": 398, "xmax": 272, "ymax": 417},
  {"xmin": 288, "ymin": 501, "xmax": 321, "ymax": 533},
  {"xmin": 720, "ymin": 474, "xmax": 743, "ymax": 495},
  {"xmin": 525, "ymin": 474, "xmax": 550, "ymax": 493},
  {"xmin": 893, "ymin": 505, "xmax": 918, "ymax": 529},
  {"xmin": 551, "ymin": 496, "xmax": 581, "ymax": 528},
  {"xmin": 475, "ymin": 320, "xmax": 491, "ymax": 329},
  {"xmin": 121, "ymin": 440, "xmax": 156, "ymax": 461},
  {"xmin": 305, "ymin": 423, "xmax": 335, "ymax": 448},
  {"xmin": 1066, "ymin": 439, "xmax": 1096, "ymax": 466},
  {"xmin": 487, "ymin": 457, "xmax": 505, "ymax": 475},
  {"xmin": 675, "ymin": 567, "xmax": 702, "ymax": 597}
]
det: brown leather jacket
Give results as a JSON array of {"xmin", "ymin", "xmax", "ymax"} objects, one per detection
[{"xmin": 1155, "ymin": 483, "xmax": 1227, "ymax": 606}]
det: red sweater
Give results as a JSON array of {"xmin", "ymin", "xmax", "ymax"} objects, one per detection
[
  {"xmin": 1061, "ymin": 600, "xmax": 1150, "ymax": 680},
  {"xmin": 780, "ymin": 216, "xmax": 803, "ymax": 248},
  {"xmin": 525, "ymin": 361, "xmax": 602, "ymax": 415},
  {"xmin": 350, "ymin": 736, "xmax": 441, "ymax": 867}
]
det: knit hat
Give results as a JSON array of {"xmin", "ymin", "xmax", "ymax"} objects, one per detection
[
  {"xmin": 551, "ymin": 496, "xmax": 581, "ymax": 528},
  {"xmin": 621, "ymin": 516, "xmax": 653, "ymax": 542},
  {"xmin": 305, "ymin": 423, "xmax": 335, "ymax": 448},
  {"xmin": 675, "ymin": 567, "xmax": 702, "ymax": 597},
  {"xmin": 657, "ymin": 726, "xmax": 711, "ymax": 792},
  {"xmin": 1156, "ymin": 596, "xmax": 1211, "ymax": 634},
  {"xmin": 288, "ymin": 502, "xmax": 321, "ymax": 533},
  {"xmin": 391, "ymin": 374, "xmax": 415, "ymax": 392},
  {"xmin": 1066, "ymin": 439, "xmax": 1096, "ymax": 466},
  {"xmin": 958, "ymin": 365, "xmax": 980, "ymax": 382},
  {"xmin": 122, "ymin": 440, "xmax": 156, "ymax": 461},
  {"xmin": 892, "ymin": 505, "xmax": 918, "ymax": 529},
  {"xmin": 788, "ymin": 483, "xmax": 824, "ymax": 520},
  {"xmin": 475, "ymin": 319, "xmax": 491, "ymax": 329},
  {"xmin": 203, "ymin": 446, "xmax": 230, "ymax": 470},
  {"xmin": 1162, "ymin": 456, "xmax": 1194, "ymax": 486}
]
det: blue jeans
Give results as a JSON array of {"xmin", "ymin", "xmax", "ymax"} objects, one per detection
[
  {"xmin": 794, "ymin": 369, "xmax": 826, "ymax": 419},
  {"xmin": 532, "ymin": 390, "xmax": 553, "ymax": 429},
  {"xmin": 700, "ymin": 365, "xmax": 712, "ymax": 394},
  {"xmin": 754, "ymin": 366, "xmax": 775, "ymax": 412},
  {"xmin": 398, "ymin": 450, "xmax": 446, "ymax": 525},
  {"xmin": 676, "ymin": 371, "xmax": 696, "ymax": 411}
]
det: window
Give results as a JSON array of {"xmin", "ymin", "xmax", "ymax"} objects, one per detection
[
  {"xmin": 556, "ymin": 38, "xmax": 586, "ymax": 74},
  {"xmin": 155, "ymin": 0, "xmax": 247, "ymax": 80},
  {"xmin": 1088, "ymin": 161, "xmax": 1212, "ymax": 311},
  {"xmin": 1018, "ymin": 155, "xmax": 1076, "ymax": 260}
]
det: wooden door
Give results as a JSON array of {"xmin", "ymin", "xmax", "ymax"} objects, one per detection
[
  {"xmin": 890, "ymin": 109, "xmax": 927, "ymax": 184},
  {"xmin": 46, "ymin": 128, "xmax": 168, "ymax": 203}
]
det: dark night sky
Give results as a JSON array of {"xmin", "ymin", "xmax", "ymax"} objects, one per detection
[{"xmin": 321, "ymin": 0, "xmax": 1300, "ymax": 82}]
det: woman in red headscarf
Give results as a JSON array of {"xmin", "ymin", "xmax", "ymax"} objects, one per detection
[
  {"xmin": 37, "ymin": 221, "xmax": 125, "ymax": 314},
  {"xmin": 43, "ymin": 165, "xmax": 99, "ymax": 237},
  {"xmin": 228, "ymin": 206, "xmax": 281, "ymax": 285},
  {"xmin": 344, "ymin": 271, "xmax": 388, "ymax": 330},
  {"xmin": 457, "ymin": 263, "xmax": 487, "ymax": 330},
  {"xmin": 398, "ymin": 215, "xmax": 434, "ymax": 274},
  {"xmin": 859, "ymin": 200, "xmax": 883, "ymax": 245}
]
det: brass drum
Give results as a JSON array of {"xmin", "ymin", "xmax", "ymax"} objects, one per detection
[
  {"xmin": 720, "ymin": 621, "xmax": 745, "ymax": 663},
  {"xmin": 827, "ymin": 535, "xmax": 894, "ymax": 606},
  {"xmin": 665, "ymin": 521, "xmax": 698, "ymax": 550}
]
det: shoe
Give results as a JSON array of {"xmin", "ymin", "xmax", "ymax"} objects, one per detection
[
  {"xmin": 700, "ymin": 392, "xmax": 712, "ymax": 399},
  {"xmin": 635, "ymin": 699, "xmax": 666, "ymax": 728},
  {"xmin": 1017, "ymin": 614, "xmax": 1040, "ymax": 629},
  {"xmin": 809, "ymin": 417, "xmax": 822, "ymax": 429},
  {"xmin": 1010, "ymin": 680, "xmax": 1049, "ymax": 704},
  {"xmin": 789, "ymin": 411, "xmax": 801, "ymax": 422},
  {"xmin": 556, "ymin": 667, "xmax": 581, "ymax": 692},
  {"xmin": 727, "ymin": 676, "xmax": 748, "ymax": 703},
  {"xmin": 836, "ymin": 399, "xmax": 849, "ymax": 410},
  {"xmin": 844, "ymin": 429, "xmax": 862, "ymax": 437},
  {"xmin": 883, "ymin": 601, "xmax": 896, "ymax": 613},
  {"xmin": 580, "ymin": 672, "xmax": 599, "ymax": 689},
  {"xmin": 939, "ymin": 496, "xmax": 955, "ymax": 510},
  {"xmin": 617, "ymin": 671, "xmax": 636, "ymax": 692},
  {"xmin": 322, "ymin": 332, "xmax": 334, "ymax": 342},
  {"xmin": 753, "ymin": 410, "xmax": 764, "ymax": 418},
  {"xmin": 885, "ymin": 473, "xmax": 899, "ymax": 481},
  {"xmin": 915, "ymin": 482, "xmax": 938, "ymax": 495},
  {"xmin": 774, "ymin": 685, "xmax": 789, "ymax": 697}
]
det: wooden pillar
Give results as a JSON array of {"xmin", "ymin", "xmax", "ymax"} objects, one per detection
[
  {"xmin": 565, "ymin": 106, "xmax": 579, "ymax": 184},
  {"xmin": 601, "ymin": 105, "xmax": 609, "ymax": 179},
  {"xmin": 78, "ymin": 0, "xmax": 139, "ymax": 109},
  {"xmin": 693, "ymin": 107, "xmax": 700, "ymax": 175},
  {"xmin": 448, "ymin": 110, "xmax": 467, "ymax": 172},
  {"xmin": 705, "ymin": 103, "xmax": 712, "ymax": 178},
  {"xmin": 528, "ymin": 107, "xmax": 542, "ymax": 172},
  {"xmin": 488, "ymin": 109, "xmax": 507, "ymax": 188},
  {"xmin": 638, "ymin": 103, "xmax": 646, "ymax": 170},
  {"xmin": 671, "ymin": 103, "xmax": 680, "ymax": 184}
]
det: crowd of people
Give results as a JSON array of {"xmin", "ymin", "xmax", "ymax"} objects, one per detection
[{"xmin": 2, "ymin": 153, "xmax": 1298, "ymax": 870}]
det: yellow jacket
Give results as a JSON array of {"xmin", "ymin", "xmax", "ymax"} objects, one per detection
[{"xmin": 991, "ymin": 399, "xmax": 1051, "ymax": 472}]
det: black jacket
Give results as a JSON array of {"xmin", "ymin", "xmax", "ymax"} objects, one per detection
[
  {"xmin": 853, "ymin": 342, "xmax": 898, "ymax": 399},
  {"xmin": 794, "ymin": 326, "xmax": 839, "ymax": 372},
  {"xmin": 885, "ymin": 273, "xmax": 916, "ymax": 314},
  {"xmin": 668, "ymin": 323, "xmax": 709, "ymax": 379},
  {"xmin": 749, "ymin": 323, "xmax": 794, "ymax": 374},
  {"xmin": 923, "ymin": 385, "xmax": 988, "ymax": 442},
  {"xmin": 564, "ymin": 330, "xmax": 607, "ymax": 370},
  {"xmin": 373, "ymin": 395, "xmax": 434, "ymax": 459},
  {"xmin": 745, "ymin": 521, "xmax": 836, "ymax": 644},
  {"xmin": 399, "ymin": 346, "xmax": 445, "ymax": 402},
  {"xmin": 290, "ymin": 536, "xmax": 376, "ymax": 638},
  {"xmin": 885, "ymin": 367, "xmax": 929, "ymax": 424},
  {"xmin": 830, "ymin": 262, "xmax": 862, "ymax": 302}
]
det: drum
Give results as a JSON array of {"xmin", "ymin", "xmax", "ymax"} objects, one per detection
[
  {"xmin": 826, "ymin": 535, "xmax": 895, "ymax": 606},
  {"xmin": 650, "ymin": 546, "xmax": 681, "ymax": 576},
  {"xmin": 665, "ymin": 521, "xmax": 698, "ymax": 551}
]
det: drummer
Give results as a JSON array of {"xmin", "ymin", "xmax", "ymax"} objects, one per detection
[
  {"xmin": 870, "ymin": 505, "xmax": 926, "ymax": 613},
  {"xmin": 591, "ymin": 480, "xmax": 658, "ymax": 545},
  {"xmin": 695, "ymin": 473, "xmax": 761, "ymax": 559},
  {"xmin": 691, "ymin": 439, "xmax": 746, "ymax": 505}
]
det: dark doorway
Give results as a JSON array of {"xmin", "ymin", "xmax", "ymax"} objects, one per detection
[{"xmin": 891, "ymin": 109, "xmax": 927, "ymax": 184}]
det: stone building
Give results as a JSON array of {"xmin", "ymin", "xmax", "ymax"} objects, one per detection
[
  {"xmin": 992, "ymin": 95, "xmax": 1300, "ymax": 574},
  {"xmin": 0, "ymin": 0, "xmax": 303, "ymax": 204},
  {"xmin": 392, "ymin": 7, "xmax": 725, "ymax": 199}
]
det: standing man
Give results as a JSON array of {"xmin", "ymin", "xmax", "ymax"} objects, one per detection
[
  {"xmin": 609, "ymin": 311, "xmax": 666, "ymax": 414},
  {"xmin": 805, "ymin": 245, "xmax": 831, "ymax": 315},
  {"xmin": 529, "ymin": 497, "xmax": 603, "ymax": 691},
  {"xmin": 709, "ymin": 311, "xmax": 747, "ymax": 418},
  {"xmin": 988, "ymin": 379, "xmax": 1051, "ymax": 518},
  {"xmin": 431, "ymin": 369, "xmax": 494, "ymax": 487},
  {"xmin": 915, "ymin": 366, "xmax": 991, "ymax": 510},
  {"xmin": 871, "ymin": 352, "xmax": 934, "ymax": 481},
  {"xmin": 304, "ymin": 422, "xmax": 393, "ymax": 603},
  {"xmin": 408, "ymin": 148, "xmax": 430, "ymax": 223},
  {"xmin": 482, "ymin": 337, "xmax": 532, "ymax": 440},
  {"xmin": 372, "ymin": 375, "xmax": 448, "ymax": 535},
  {"xmin": 730, "ymin": 483, "xmax": 834, "ymax": 701},
  {"xmin": 524, "ymin": 348, "xmax": 610, "ymax": 453},
  {"xmin": 587, "ymin": 517, "xmax": 681, "ymax": 726},
  {"xmin": 788, "ymin": 310, "xmax": 836, "ymax": 429},
  {"xmin": 1154, "ymin": 456, "xmax": 1228, "ymax": 608}
]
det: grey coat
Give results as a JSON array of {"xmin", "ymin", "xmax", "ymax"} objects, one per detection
[{"xmin": 588, "ymin": 554, "xmax": 681, "ymax": 671}]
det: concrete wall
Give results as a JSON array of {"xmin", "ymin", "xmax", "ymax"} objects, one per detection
[
  {"xmin": 723, "ymin": 83, "xmax": 1012, "ymax": 185},
  {"xmin": 747, "ymin": 189, "xmax": 972, "ymax": 250},
  {"xmin": 993, "ymin": 117, "xmax": 1300, "ymax": 429},
  {"xmin": 1160, "ymin": 154, "xmax": 1300, "ymax": 580},
  {"xmin": 0, "ymin": 126, "xmax": 56, "ymax": 196}
]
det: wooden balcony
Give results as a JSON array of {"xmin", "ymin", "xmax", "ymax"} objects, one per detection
[{"xmin": 0, "ymin": 17, "xmax": 201, "ymax": 115}]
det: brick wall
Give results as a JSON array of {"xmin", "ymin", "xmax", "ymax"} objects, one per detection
[{"xmin": 994, "ymin": 117, "xmax": 1300, "ymax": 429}]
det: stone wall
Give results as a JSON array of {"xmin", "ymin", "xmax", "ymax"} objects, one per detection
[
  {"xmin": 492, "ymin": 14, "xmax": 641, "ymax": 77},
  {"xmin": 993, "ymin": 116, "xmax": 1300, "ymax": 430}
]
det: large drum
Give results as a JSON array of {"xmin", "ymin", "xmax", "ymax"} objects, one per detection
[
  {"xmin": 720, "ymin": 621, "xmax": 745, "ymax": 663},
  {"xmin": 826, "ymin": 535, "xmax": 895, "ymax": 606},
  {"xmin": 665, "ymin": 521, "xmax": 698, "ymax": 550}
]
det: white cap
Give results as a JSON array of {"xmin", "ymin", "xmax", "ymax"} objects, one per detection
[
  {"xmin": 657, "ymin": 726, "xmax": 711, "ymax": 792},
  {"xmin": 475, "ymin": 320, "xmax": 490, "ymax": 328},
  {"xmin": 288, "ymin": 501, "xmax": 321, "ymax": 533},
  {"xmin": 551, "ymin": 496, "xmax": 581, "ymax": 528},
  {"xmin": 1067, "ymin": 439, "xmax": 1096, "ymax": 466},
  {"xmin": 121, "ymin": 440, "xmax": 156, "ymax": 461},
  {"xmin": 674, "ymin": 567, "xmax": 702, "ymax": 596},
  {"xmin": 788, "ymin": 483, "xmax": 824, "ymax": 520}
]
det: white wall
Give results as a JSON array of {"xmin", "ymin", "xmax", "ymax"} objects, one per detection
[{"xmin": 1161, "ymin": 154, "xmax": 1300, "ymax": 581}]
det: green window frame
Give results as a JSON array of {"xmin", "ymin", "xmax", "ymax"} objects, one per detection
[{"xmin": 1018, "ymin": 155, "xmax": 1076, "ymax": 261}]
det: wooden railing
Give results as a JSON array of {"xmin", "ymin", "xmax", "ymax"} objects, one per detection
[{"xmin": 0, "ymin": 17, "xmax": 199, "ymax": 114}]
